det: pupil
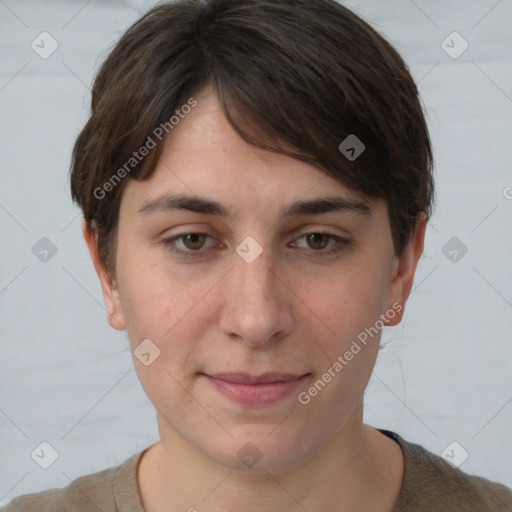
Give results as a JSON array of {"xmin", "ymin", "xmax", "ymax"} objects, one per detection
[
  {"xmin": 309, "ymin": 233, "xmax": 327, "ymax": 249},
  {"xmin": 186, "ymin": 233, "xmax": 203, "ymax": 249}
]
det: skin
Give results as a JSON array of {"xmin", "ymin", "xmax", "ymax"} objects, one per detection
[{"xmin": 83, "ymin": 87, "xmax": 427, "ymax": 512}]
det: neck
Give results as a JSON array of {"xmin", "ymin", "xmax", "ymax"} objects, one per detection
[{"xmin": 138, "ymin": 402, "xmax": 403, "ymax": 512}]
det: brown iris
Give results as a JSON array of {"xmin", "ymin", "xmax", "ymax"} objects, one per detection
[
  {"xmin": 181, "ymin": 233, "xmax": 207, "ymax": 250},
  {"xmin": 305, "ymin": 233, "xmax": 330, "ymax": 250}
]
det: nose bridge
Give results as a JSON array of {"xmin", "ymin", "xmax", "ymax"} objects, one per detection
[
  {"xmin": 231, "ymin": 236, "xmax": 279, "ymax": 308},
  {"xmin": 219, "ymin": 237, "xmax": 292, "ymax": 345}
]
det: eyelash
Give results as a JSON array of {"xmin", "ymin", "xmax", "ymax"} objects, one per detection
[{"xmin": 161, "ymin": 232, "xmax": 350, "ymax": 258}]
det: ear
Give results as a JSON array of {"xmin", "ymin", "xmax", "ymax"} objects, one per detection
[
  {"xmin": 82, "ymin": 218, "xmax": 126, "ymax": 331},
  {"xmin": 384, "ymin": 213, "xmax": 427, "ymax": 326}
]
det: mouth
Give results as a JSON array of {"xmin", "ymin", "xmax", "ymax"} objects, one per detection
[{"xmin": 200, "ymin": 372, "xmax": 311, "ymax": 406}]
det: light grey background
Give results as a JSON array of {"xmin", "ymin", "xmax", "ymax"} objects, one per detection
[{"xmin": 1, "ymin": 0, "xmax": 511, "ymax": 505}]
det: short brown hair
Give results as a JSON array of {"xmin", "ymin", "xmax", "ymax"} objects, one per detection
[{"xmin": 70, "ymin": 0, "xmax": 434, "ymax": 276}]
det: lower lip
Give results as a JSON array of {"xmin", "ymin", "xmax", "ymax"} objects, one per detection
[{"xmin": 203, "ymin": 374, "xmax": 310, "ymax": 406}]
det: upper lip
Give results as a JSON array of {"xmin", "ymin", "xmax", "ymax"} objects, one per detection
[{"xmin": 205, "ymin": 372, "xmax": 309, "ymax": 384}]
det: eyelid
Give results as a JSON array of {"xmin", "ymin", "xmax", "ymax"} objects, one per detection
[
  {"xmin": 161, "ymin": 222, "xmax": 349, "ymax": 240},
  {"xmin": 162, "ymin": 232, "xmax": 219, "ymax": 254},
  {"xmin": 292, "ymin": 224, "xmax": 351, "ymax": 239},
  {"xmin": 161, "ymin": 227, "xmax": 351, "ymax": 257}
]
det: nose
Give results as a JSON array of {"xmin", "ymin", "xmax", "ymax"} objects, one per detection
[{"xmin": 218, "ymin": 244, "xmax": 294, "ymax": 348}]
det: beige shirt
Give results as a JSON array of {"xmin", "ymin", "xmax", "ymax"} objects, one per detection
[{"xmin": 2, "ymin": 429, "xmax": 512, "ymax": 511}]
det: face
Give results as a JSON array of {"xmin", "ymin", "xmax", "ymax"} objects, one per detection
[{"xmin": 85, "ymin": 88, "xmax": 425, "ymax": 474}]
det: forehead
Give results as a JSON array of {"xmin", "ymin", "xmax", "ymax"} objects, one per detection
[{"xmin": 119, "ymin": 89, "xmax": 386, "ymax": 222}]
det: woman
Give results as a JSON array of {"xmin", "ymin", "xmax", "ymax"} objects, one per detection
[{"xmin": 3, "ymin": 0, "xmax": 511, "ymax": 510}]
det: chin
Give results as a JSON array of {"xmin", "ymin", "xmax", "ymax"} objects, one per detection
[{"xmin": 205, "ymin": 432, "xmax": 317, "ymax": 474}]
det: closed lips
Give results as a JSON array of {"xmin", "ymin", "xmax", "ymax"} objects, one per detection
[{"xmin": 205, "ymin": 372, "xmax": 310, "ymax": 383}]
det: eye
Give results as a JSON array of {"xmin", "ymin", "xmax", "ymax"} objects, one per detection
[
  {"xmin": 162, "ymin": 231, "xmax": 350, "ymax": 257},
  {"xmin": 292, "ymin": 232, "xmax": 350, "ymax": 255},
  {"xmin": 162, "ymin": 233, "xmax": 217, "ymax": 256}
]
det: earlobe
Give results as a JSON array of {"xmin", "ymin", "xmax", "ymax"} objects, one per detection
[
  {"xmin": 384, "ymin": 214, "xmax": 427, "ymax": 326},
  {"xmin": 81, "ymin": 218, "xmax": 126, "ymax": 331}
]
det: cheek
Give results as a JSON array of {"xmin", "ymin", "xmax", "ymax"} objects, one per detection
[
  {"xmin": 116, "ymin": 241, "xmax": 205, "ymax": 335},
  {"xmin": 115, "ymin": 246, "xmax": 225, "ymax": 384},
  {"xmin": 116, "ymin": 254, "xmax": 214, "ymax": 411},
  {"xmin": 292, "ymin": 266, "xmax": 390, "ymax": 426},
  {"xmin": 304, "ymin": 261, "xmax": 392, "ymax": 347}
]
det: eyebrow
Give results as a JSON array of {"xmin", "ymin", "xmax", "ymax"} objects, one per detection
[{"xmin": 137, "ymin": 193, "xmax": 371, "ymax": 219}]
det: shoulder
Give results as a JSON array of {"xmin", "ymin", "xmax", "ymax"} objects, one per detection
[
  {"xmin": 0, "ymin": 450, "xmax": 145, "ymax": 512},
  {"xmin": 379, "ymin": 429, "xmax": 512, "ymax": 512}
]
